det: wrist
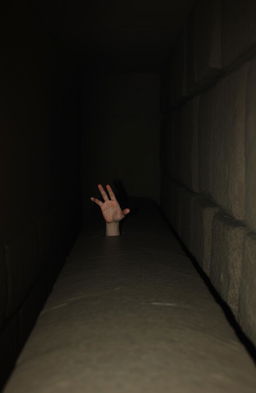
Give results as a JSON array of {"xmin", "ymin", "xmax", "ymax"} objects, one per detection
[{"xmin": 106, "ymin": 222, "xmax": 120, "ymax": 236}]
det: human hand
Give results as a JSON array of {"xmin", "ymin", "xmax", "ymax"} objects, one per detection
[{"xmin": 90, "ymin": 184, "xmax": 130, "ymax": 224}]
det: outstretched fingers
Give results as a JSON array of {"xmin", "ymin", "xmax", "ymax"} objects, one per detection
[
  {"xmin": 106, "ymin": 184, "xmax": 117, "ymax": 201},
  {"xmin": 90, "ymin": 197, "xmax": 103, "ymax": 207},
  {"xmin": 98, "ymin": 184, "xmax": 109, "ymax": 202},
  {"xmin": 91, "ymin": 184, "xmax": 130, "ymax": 219}
]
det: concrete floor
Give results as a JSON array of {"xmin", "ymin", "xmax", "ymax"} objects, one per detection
[{"xmin": 3, "ymin": 200, "xmax": 256, "ymax": 392}]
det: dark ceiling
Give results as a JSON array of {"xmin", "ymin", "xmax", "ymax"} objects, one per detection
[
  {"xmin": 1, "ymin": 0, "xmax": 194, "ymax": 71},
  {"xmin": 37, "ymin": 0, "xmax": 195, "ymax": 70}
]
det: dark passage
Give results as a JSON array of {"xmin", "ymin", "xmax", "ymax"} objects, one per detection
[
  {"xmin": 3, "ymin": 200, "xmax": 256, "ymax": 392},
  {"xmin": 1, "ymin": 0, "xmax": 256, "ymax": 391}
]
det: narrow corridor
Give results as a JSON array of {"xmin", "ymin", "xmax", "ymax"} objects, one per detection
[
  {"xmin": 1, "ymin": 0, "xmax": 256, "ymax": 391},
  {"xmin": 4, "ymin": 200, "xmax": 256, "ymax": 392}
]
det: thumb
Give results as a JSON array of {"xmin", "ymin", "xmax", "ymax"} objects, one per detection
[{"xmin": 122, "ymin": 208, "xmax": 130, "ymax": 216}]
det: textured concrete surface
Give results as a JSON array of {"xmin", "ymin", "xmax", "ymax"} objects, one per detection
[
  {"xmin": 162, "ymin": 115, "xmax": 176, "ymax": 180},
  {"xmin": 4, "ymin": 202, "xmax": 256, "ymax": 393},
  {"xmin": 222, "ymin": 0, "xmax": 256, "ymax": 66},
  {"xmin": 210, "ymin": 65, "xmax": 247, "ymax": 220},
  {"xmin": 245, "ymin": 57, "xmax": 256, "ymax": 231},
  {"xmin": 161, "ymin": 177, "xmax": 178, "ymax": 228},
  {"xmin": 210, "ymin": 212, "xmax": 246, "ymax": 316},
  {"xmin": 175, "ymin": 184, "xmax": 185, "ymax": 237},
  {"xmin": 198, "ymin": 91, "xmax": 214, "ymax": 195},
  {"xmin": 164, "ymin": 0, "xmax": 256, "ymax": 356},
  {"xmin": 178, "ymin": 187, "xmax": 199, "ymax": 252},
  {"xmin": 193, "ymin": 0, "xmax": 222, "ymax": 82},
  {"xmin": 197, "ymin": 65, "xmax": 247, "ymax": 220},
  {"xmin": 0, "ymin": 7, "xmax": 82, "ymax": 384},
  {"xmin": 167, "ymin": 110, "xmax": 180, "ymax": 180},
  {"xmin": 179, "ymin": 98, "xmax": 199, "ymax": 192},
  {"xmin": 190, "ymin": 197, "xmax": 219, "ymax": 274},
  {"xmin": 170, "ymin": 30, "xmax": 188, "ymax": 105},
  {"xmin": 239, "ymin": 232, "xmax": 256, "ymax": 344},
  {"xmin": 198, "ymin": 65, "xmax": 247, "ymax": 218}
]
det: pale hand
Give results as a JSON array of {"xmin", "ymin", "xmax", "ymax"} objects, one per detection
[{"xmin": 90, "ymin": 184, "xmax": 130, "ymax": 223}]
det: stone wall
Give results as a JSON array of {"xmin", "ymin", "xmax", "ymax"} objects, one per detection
[
  {"xmin": 0, "ymin": 3, "xmax": 82, "ymax": 386},
  {"xmin": 161, "ymin": 0, "xmax": 256, "ymax": 346}
]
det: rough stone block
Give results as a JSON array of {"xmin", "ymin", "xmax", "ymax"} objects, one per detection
[
  {"xmin": 177, "ymin": 187, "xmax": 190, "ymax": 245},
  {"xmin": 171, "ymin": 110, "xmax": 182, "ymax": 182},
  {"xmin": 161, "ymin": 176, "xmax": 177, "ymax": 229},
  {"xmin": 172, "ymin": 183, "xmax": 181, "ymax": 234},
  {"xmin": 162, "ymin": 179, "xmax": 184, "ymax": 238},
  {"xmin": 185, "ymin": 15, "xmax": 195, "ymax": 94},
  {"xmin": 160, "ymin": 113, "xmax": 171, "ymax": 172},
  {"xmin": 222, "ymin": 0, "xmax": 256, "ymax": 66},
  {"xmin": 193, "ymin": 0, "xmax": 222, "ymax": 83},
  {"xmin": 190, "ymin": 197, "xmax": 219, "ymax": 274},
  {"xmin": 239, "ymin": 232, "xmax": 256, "ymax": 345},
  {"xmin": 170, "ymin": 29, "xmax": 188, "ymax": 106},
  {"xmin": 210, "ymin": 65, "xmax": 247, "ymax": 219},
  {"xmin": 245, "ymin": 57, "xmax": 256, "ymax": 231},
  {"xmin": 199, "ymin": 65, "xmax": 247, "ymax": 220},
  {"xmin": 175, "ymin": 184, "xmax": 185, "ymax": 238},
  {"xmin": 163, "ymin": 111, "xmax": 180, "ymax": 181},
  {"xmin": 210, "ymin": 212, "xmax": 246, "ymax": 316},
  {"xmin": 179, "ymin": 97, "xmax": 199, "ymax": 192},
  {"xmin": 198, "ymin": 91, "xmax": 214, "ymax": 195},
  {"xmin": 177, "ymin": 188, "xmax": 201, "ymax": 252}
]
